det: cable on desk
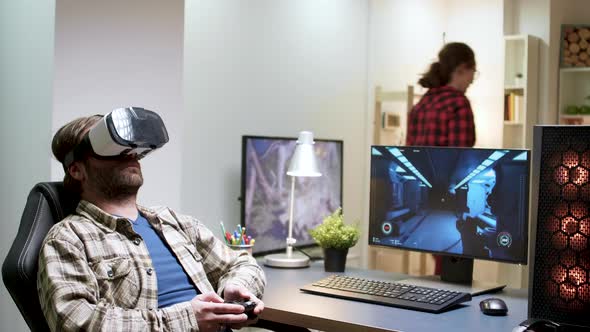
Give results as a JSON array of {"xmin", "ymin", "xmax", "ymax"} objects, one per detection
[{"xmin": 295, "ymin": 247, "xmax": 323, "ymax": 261}]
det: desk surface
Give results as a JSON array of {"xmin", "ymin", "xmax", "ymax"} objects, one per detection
[{"xmin": 259, "ymin": 261, "xmax": 528, "ymax": 332}]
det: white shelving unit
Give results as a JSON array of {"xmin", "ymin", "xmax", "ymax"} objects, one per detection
[
  {"xmin": 502, "ymin": 35, "xmax": 539, "ymax": 149},
  {"xmin": 372, "ymin": 85, "xmax": 422, "ymax": 146},
  {"xmin": 558, "ymin": 67, "xmax": 590, "ymax": 124}
]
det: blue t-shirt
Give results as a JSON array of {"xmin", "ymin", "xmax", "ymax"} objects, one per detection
[{"xmin": 131, "ymin": 213, "xmax": 199, "ymax": 308}]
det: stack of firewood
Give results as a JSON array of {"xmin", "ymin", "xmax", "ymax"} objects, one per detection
[{"xmin": 562, "ymin": 26, "xmax": 590, "ymax": 67}]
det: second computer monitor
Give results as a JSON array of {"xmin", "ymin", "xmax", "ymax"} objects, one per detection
[
  {"xmin": 369, "ymin": 146, "xmax": 530, "ymax": 264},
  {"xmin": 241, "ymin": 135, "xmax": 343, "ymax": 255}
]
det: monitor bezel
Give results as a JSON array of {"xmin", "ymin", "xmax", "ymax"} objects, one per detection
[
  {"xmin": 240, "ymin": 134, "xmax": 344, "ymax": 257},
  {"xmin": 368, "ymin": 145, "xmax": 531, "ymax": 265}
]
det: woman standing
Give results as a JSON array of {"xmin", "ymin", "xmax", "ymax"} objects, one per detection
[
  {"xmin": 407, "ymin": 42, "xmax": 477, "ymax": 147},
  {"xmin": 406, "ymin": 42, "xmax": 478, "ymax": 275}
]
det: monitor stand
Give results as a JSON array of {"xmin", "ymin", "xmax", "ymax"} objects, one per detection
[{"xmin": 398, "ymin": 256, "xmax": 506, "ymax": 296}]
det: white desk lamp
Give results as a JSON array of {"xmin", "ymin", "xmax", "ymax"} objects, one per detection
[{"xmin": 264, "ymin": 131, "xmax": 322, "ymax": 268}]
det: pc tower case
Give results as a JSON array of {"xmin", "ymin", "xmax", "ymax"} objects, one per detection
[{"xmin": 529, "ymin": 126, "xmax": 590, "ymax": 329}]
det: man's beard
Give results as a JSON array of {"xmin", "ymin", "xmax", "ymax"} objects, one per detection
[{"xmin": 86, "ymin": 163, "xmax": 143, "ymax": 201}]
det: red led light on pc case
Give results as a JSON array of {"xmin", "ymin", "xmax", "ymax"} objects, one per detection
[
  {"xmin": 580, "ymin": 250, "xmax": 590, "ymax": 270},
  {"xmin": 580, "ymin": 219, "xmax": 589, "ymax": 236},
  {"xmin": 533, "ymin": 134, "xmax": 590, "ymax": 318},
  {"xmin": 546, "ymin": 216, "xmax": 561, "ymax": 233},
  {"xmin": 545, "ymin": 280, "xmax": 559, "ymax": 299},
  {"xmin": 551, "ymin": 231, "xmax": 568, "ymax": 250},
  {"xmin": 569, "ymin": 266, "xmax": 587, "ymax": 285},
  {"xmin": 570, "ymin": 202, "xmax": 588, "ymax": 219},
  {"xmin": 551, "ymin": 265, "xmax": 567, "ymax": 283},
  {"xmin": 541, "ymin": 146, "xmax": 590, "ymax": 314},
  {"xmin": 581, "ymin": 185, "xmax": 590, "ymax": 201},
  {"xmin": 582, "ymin": 151, "xmax": 590, "ymax": 168},
  {"xmin": 562, "ymin": 183, "xmax": 578, "ymax": 200},
  {"xmin": 572, "ymin": 167, "xmax": 588, "ymax": 185},
  {"xmin": 554, "ymin": 166, "xmax": 569, "ymax": 184},
  {"xmin": 579, "ymin": 284, "xmax": 590, "ymax": 302},
  {"xmin": 561, "ymin": 217, "xmax": 578, "ymax": 235},
  {"xmin": 559, "ymin": 283, "xmax": 577, "ymax": 301},
  {"xmin": 559, "ymin": 249, "xmax": 576, "ymax": 268},
  {"xmin": 548, "ymin": 152, "xmax": 562, "ymax": 167},
  {"xmin": 548, "ymin": 182, "xmax": 562, "ymax": 197},
  {"xmin": 553, "ymin": 202, "xmax": 569, "ymax": 218},
  {"xmin": 570, "ymin": 234, "xmax": 587, "ymax": 252},
  {"xmin": 563, "ymin": 151, "xmax": 579, "ymax": 168}
]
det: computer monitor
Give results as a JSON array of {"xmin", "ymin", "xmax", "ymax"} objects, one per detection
[
  {"xmin": 369, "ymin": 145, "xmax": 530, "ymax": 294},
  {"xmin": 241, "ymin": 135, "xmax": 343, "ymax": 255}
]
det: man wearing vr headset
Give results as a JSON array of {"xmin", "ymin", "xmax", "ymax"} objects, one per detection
[{"xmin": 37, "ymin": 108, "xmax": 268, "ymax": 332}]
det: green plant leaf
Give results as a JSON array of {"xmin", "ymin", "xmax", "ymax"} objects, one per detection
[{"xmin": 309, "ymin": 208, "xmax": 360, "ymax": 250}]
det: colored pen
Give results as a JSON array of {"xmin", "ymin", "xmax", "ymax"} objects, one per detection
[{"xmin": 220, "ymin": 221, "xmax": 228, "ymax": 244}]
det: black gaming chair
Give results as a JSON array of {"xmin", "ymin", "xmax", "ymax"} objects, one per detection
[{"xmin": 2, "ymin": 182, "xmax": 79, "ymax": 332}]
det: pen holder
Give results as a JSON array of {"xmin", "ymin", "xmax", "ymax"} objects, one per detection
[{"xmin": 228, "ymin": 244, "xmax": 254, "ymax": 255}]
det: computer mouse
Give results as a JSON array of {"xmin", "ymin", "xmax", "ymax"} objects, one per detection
[{"xmin": 479, "ymin": 297, "xmax": 508, "ymax": 316}]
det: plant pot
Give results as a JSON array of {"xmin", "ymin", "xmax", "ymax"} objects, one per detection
[{"xmin": 323, "ymin": 247, "xmax": 349, "ymax": 272}]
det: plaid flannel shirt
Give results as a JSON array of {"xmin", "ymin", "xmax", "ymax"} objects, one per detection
[
  {"xmin": 406, "ymin": 86, "xmax": 476, "ymax": 147},
  {"xmin": 37, "ymin": 200, "xmax": 266, "ymax": 331}
]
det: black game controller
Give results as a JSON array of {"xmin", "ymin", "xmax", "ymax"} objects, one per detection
[{"xmin": 226, "ymin": 299, "xmax": 257, "ymax": 320}]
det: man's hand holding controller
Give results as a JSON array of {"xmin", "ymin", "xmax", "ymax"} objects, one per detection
[
  {"xmin": 225, "ymin": 299, "xmax": 258, "ymax": 320},
  {"xmin": 189, "ymin": 284, "xmax": 264, "ymax": 332},
  {"xmin": 222, "ymin": 284, "xmax": 264, "ymax": 330}
]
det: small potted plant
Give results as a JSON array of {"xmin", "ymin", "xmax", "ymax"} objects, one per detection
[{"xmin": 309, "ymin": 208, "xmax": 360, "ymax": 272}]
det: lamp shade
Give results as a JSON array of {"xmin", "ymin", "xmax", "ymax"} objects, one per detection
[{"xmin": 287, "ymin": 131, "xmax": 322, "ymax": 177}]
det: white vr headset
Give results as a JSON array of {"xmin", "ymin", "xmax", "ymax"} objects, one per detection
[{"xmin": 63, "ymin": 107, "xmax": 169, "ymax": 168}]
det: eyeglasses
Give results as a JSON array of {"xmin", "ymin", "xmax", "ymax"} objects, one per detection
[{"xmin": 473, "ymin": 70, "xmax": 481, "ymax": 80}]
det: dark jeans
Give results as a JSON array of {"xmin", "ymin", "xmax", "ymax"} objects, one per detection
[
  {"xmin": 254, "ymin": 319, "xmax": 312, "ymax": 332},
  {"xmin": 223, "ymin": 319, "xmax": 311, "ymax": 332}
]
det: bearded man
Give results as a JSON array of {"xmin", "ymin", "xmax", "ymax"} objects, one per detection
[{"xmin": 37, "ymin": 109, "xmax": 265, "ymax": 332}]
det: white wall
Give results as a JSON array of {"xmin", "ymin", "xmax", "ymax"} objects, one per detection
[
  {"xmin": 446, "ymin": 0, "xmax": 505, "ymax": 148},
  {"xmin": 369, "ymin": 0, "xmax": 448, "ymax": 146},
  {"xmin": 369, "ymin": 0, "xmax": 448, "ymax": 91},
  {"xmin": 183, "ymin": 0, "xmax": 369, "ymax": 262},
  {"xmin": 0, "ymin": 1, "xmax": 56, "ymax": 331},
  {"xmin": 51, "ymin": 0, "xmax": 185, "ymax": 210}
]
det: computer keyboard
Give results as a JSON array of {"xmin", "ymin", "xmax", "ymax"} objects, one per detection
[{"xmin": 300, "ymin": 275, "xmax": 472, "ymax": 313}]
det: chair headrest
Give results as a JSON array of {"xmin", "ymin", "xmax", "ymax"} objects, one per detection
[{"xmin": 2, "ymin": 182, "xmax": 79, "ymax": 332}]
